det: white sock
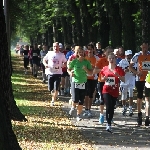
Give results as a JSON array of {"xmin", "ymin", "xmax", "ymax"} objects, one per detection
[{"xmin": 129, "ymin": 106, "xmax": 132, "ymax": 110}]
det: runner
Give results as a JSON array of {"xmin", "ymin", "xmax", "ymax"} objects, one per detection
[
  {"xmin": 40, "ymin": 44, "xmax": 48, "ymax": 83},
  {"xmin": 28, "ymin": 45, "xmax": 33, "ymax": 74},
  {"xmin": 59, "ymin": 44, "xmax": 70, "ymax": 95},
  {"xmin": 66, "ymin": 44, "xmax": 76, "ymax": 60},
  {"xmin": 67, "ymin": 46, "xmax": 81, "ymax": 105},
  {"xmin": 23, "ymin": 45, "xmax": 29, "ymax": 74},
  {"xmin": 31, "ymin": 43, "xmax": 40, "ymax": 77},
  {"xmin": 93, "ymin": 46, "xmax": 113, "ymax": 124},
  {"xmin": 118, "ymin": 50, "xmax": 135, "ymax": 116},
  {"xmin": 43, "ymin": 42, "xmax": 67, "ymax": 106},
  {"xmin": 129, "ymin": 42, "xmax": 150, "ymax": 125},
  {"xmin": 100, "ymin": 52, "xmax": 125, "ymax": 132},
  {"xmin": 83, "ymin": 43, "xmax": 100, "ymax": 117},
  {"xmin": 67, "ymin": 47, "xmax": 93, "ymax": 121}
]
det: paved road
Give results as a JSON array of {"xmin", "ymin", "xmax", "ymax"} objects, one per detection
[{"xmin": 59, "ymin": 95, "xmax": 150, "ymax": 150}]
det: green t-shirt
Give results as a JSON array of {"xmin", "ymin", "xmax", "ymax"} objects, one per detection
[{"xmin": 69, "ymin": 58, "xmax": 92, "ymax": 83}]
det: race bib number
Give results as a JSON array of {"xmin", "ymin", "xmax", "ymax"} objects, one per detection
[
  {"xmin": 75, "ymin": 83, "xmax": 85, "ymax": 89},
  {"xmin": 142, "ymin": 61, "xmax": 150, "ymax": 70},
  {"xmin": 105, "ymin": 77, "xmax": 115, "ymax": 85},
  {"xmin": 52, "ymin": 66, "xmax": 59, "ymax": 72},
  {"xmin": 33, "ymin": 53, "xmax": 38, "ymax": 56}
]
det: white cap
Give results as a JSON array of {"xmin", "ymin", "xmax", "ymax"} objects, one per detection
[
  {"xmin": 125, "ymin": 50, "xmax": 132, "ymax": 55},
  {"xmin": 113, "ymin": 49, "xmax": 118, "ymax": 55},
  {"xmin": 59, "ymin": 43, "xmax": 63, "ymax": 48}
]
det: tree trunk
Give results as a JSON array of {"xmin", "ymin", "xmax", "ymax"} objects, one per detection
[
  {"xmin": 96, "ymin": 0, "xmax": 110, "ymax": 48},
  {"xmin": 0, "ymin": 5, "xmax": 22, "ymax": 150},
  {"xmin": 70, "ymin": 0, "xmax": 83, "ymax": 45},
  {"xmin": 66, "ymin": 16, "xmax": 72, "ymax": 45},
  {"xmin": 104, "ymin": 0, "xmax": 122, "ymax": 47},
  {"xmin": 141, "ymin": 0, "xmax": 150, "ymax": 42},
  {"xmin": 47, "ymin": 26, "xmax": 53, "ymax": 47},
  {"xmin": 61, "ymin": 16, "xmax": 68, "ymax": 45},
  {"xmin": 121, "ymin": 1, "xmax": 136, "ymax": 53}
]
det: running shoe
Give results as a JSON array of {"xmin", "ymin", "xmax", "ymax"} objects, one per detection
[
  {"xmin": 83, "ymin": 110, "xmax": 88, "ymax": 116},
  {"xmin": 87, "ymin": 110, "xmax": 92, "ymax": 117},
  {"xmin": 106, "ymin": 125, "xmax": 112, "ymax": 133},
  {"xmin": 129, "ymin": 109, "xmax": 134, "ymax": 117},
  {"xmin": 50, "ymin": 101, "xmax": 54, "ymax": 106},
  {"xmin": 122, "ymin": 107, "xmax": 127, "ymax": 116},
  {"xmin": 76, "ymin": 116, "xmax": 82, "ymax": 121}
]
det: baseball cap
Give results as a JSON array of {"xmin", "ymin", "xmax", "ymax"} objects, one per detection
[
  {"xmin": 113, "ymin": 49, "xmax": 118, "ymax": 55},
  {"xmin": 59, "ymin": 43, "xmax": 63, "ymax": 48},
  {"xmin": 125, "ymin": 50, "xmax": 132, "ymax": 55}
]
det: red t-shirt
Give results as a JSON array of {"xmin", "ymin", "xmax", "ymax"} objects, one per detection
[
  {"xmin": 100, "ymin": 66, "xmax": 125, "ymax": 97},
  {"xmin": 68, "ymin": 54, "xmax": 76, "ymax": 61}
]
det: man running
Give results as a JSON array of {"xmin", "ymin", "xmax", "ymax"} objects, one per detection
[
  {"xmin": 83, "ymin": 43, "xmax": 100, "ymax": 117},
  {"xmin": 118, "ymin": 50, "xmax": 135, "ymax": 116},
  {"xmin": 43, "ymin": 42, "xmax": 67, "ymax": 106},
  {"xmin": 129, "ymin": 42, "xmax": 150, "ymax": 125}
]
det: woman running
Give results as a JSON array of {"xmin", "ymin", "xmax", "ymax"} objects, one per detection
[
  {"xmin": 100, "ymin": 53, "xmax": 125, "ymax": 132},
  {"xmin": 67, "ymin": 47, "xmax": 93, "ymax": 121}
]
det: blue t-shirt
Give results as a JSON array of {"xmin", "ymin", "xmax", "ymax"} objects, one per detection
[
  {"xmin": 116, "ymin": 57, "xmax": 122, "ymax": 65},
  {"xmin": 66, "ymin": 50, "xmax": 74, "ymax": 60}
]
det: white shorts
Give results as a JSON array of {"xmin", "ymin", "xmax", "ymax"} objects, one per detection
[{"xmin": 120, "ymin": 84, "xmax": 134, "ymax": 100}]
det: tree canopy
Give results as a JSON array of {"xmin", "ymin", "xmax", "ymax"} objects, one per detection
[{"xmin": 9, "ymin": 0, "xmax": 150, "ymax": 52}]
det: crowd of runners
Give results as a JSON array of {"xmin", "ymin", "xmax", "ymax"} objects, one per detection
[{"xmin": 19, "ymin": 41, "xmax": 150, "ymax": 133}]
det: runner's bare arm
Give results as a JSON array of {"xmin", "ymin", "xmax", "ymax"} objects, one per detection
[
  {"xmin": 43, "ymin": 58, "xmax": 48, "ymax": 68},
  {"xmin": 101, "ymin": 75, "xmax": 108, "ymax": 81},
  {"xmin": 67, "ymin": 68, "xmax": 74, "ymax": 77},
  {"xmin": 62, "ymin": 62, "xmax": 67, "ymax": 68},
  {"xmin": 82, "ymin": 66, "xmax": 93, "ymax": 75},
  {"xmin": 93, "ymin": 66, "xmax": 101, "ymax": 74},
  {"xmin": 129, "ymin": 62, "xmax": 141, "ymax": 76}
]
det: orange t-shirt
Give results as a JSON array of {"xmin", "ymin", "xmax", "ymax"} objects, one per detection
[
  {"xmin": 85, "ymin": 56, "xmax": 98, "ymax": 80},
  {"xmin": 138, "ymin": 55, "xmax": 150, "ymax": 81},
  {"xmin": 95, "ymin": 57, "xmax": 109, "ymax": 82}
]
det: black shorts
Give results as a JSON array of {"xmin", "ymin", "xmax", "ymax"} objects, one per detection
[
  {"xmin": 135, "ymin": 81, "xmax": 145, "ymax": 99},
  {"xmin": 85, "ymin": 79, "xmax": 97, "ymax": 98},
  {"xmin": 61, "ymin": 71, "xmax": 69, "ymax": 77},
  {"xmin": 71, "ymin": 82, "xmax": 87, "ymax": 105},
  {"xmin": 32, "ymin": 59, "xmax": 39, "ymax": 65},
  {"xmin": 48, "ymin": 74, "xmax": 61, "ymax": 92},
  {"xmin": 145, "ymin": 86, "xmax": 150, "ymax": 97},
  {"xmin": 24, "ymin": 58, "xmax": 29, "ymax": 69}
]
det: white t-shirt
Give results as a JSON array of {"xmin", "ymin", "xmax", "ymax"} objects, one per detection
[
  {"xmin": 118, "ymin": 58, "xmax": 135, "ymax": 86},
  {"xmin": 44, "ymin": 51, "xmax": 67, "ymax": 75}
]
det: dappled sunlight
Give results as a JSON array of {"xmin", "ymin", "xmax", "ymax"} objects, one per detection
[{"xmin": 11, "ymin": 54, "xmax": 94, "ymax": 150}]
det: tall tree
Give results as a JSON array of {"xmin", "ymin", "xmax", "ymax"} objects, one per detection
[
  {"xmin": 120, "ymin": 1, "xmax": 136, "ymax": 53},
  {"xmin": 104, "ymin": 0, "xmax": 122, "ymax": 47},
  {"xmin": 141, "ymin": 0, "xmax": 150, "ymax": 42},
  {"xmin": 0, "ymin": 2, "xmax": 22, "ymax": 149}
]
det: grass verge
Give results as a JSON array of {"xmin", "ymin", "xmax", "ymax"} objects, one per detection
[{"xmin": 11, "ymin": 54, "xmax": 93, "ymax": 150}]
